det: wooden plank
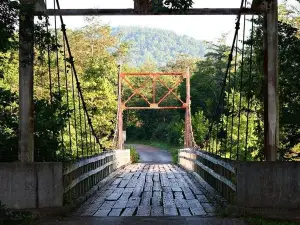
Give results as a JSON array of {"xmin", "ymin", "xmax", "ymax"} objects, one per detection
[
  {"xmin": 174, "ymin": 192, "xmax": 184, "ymax": 199},
  {"xmin": 141, "ymin": 192, "xmax": 152, "ymax": 207},
  {"xmin": 121, "ymin": 208, "xmax": 136, "ymax": 216},
  {"xmin": 182, "ymin": 187, "xmax": 195, "ymax": 200},
  {"xmin": 94, "ymin": 209, "xmax": 111, "ymax": 217},
  {"xmin": 126, "ymin": 197, "xmax": 141, "ymax": 208},
  {"xmin": 153, "ymin": 181, "xmax": 162, "ymax": 191},
  {"xmin": 164, "ymin": 207, "xmax": 178, "ymax": 216},
  {"xmin": 180, "ymin": 149, "xmax": 235, "ymax": 173},
  {"xmin": 179, "ymin": 208, "xmax": 192, "ymax": 216},
  {"xmin": 183, "ymin": 175, "xmax": 203, "ymax": 195},
  {"xmin": 152, "ymin": 191, "xmax": 162, "ymax": 206},
  {"xmin": 99, "ymin": 200, "xmax": 116, "ymax": 210},
  {"xmin": 189, "ymin": 207, "xmax": 206, "ymax": 216},
  {"xmin": 64, "ymin": 161, "xmax": 115, "ymax": 193},
  {"xmin": 126, "ymin": 177, "xmax": 138, "ymax": 188},
  {"xmin": 63, "ymin": 152, "xmax": 115, "ymax": 175},
  {"xmin": 113, "ymin": 199, "xmax": 128, "ymax": 209},
  {"xmin": 196, "ymin": 194, "xmax": 209, "ymax": 203},
  {"xmin": 194, "ymin": 159, "xmax": 236, "ymax": 192},
  {"xmin": 136, "ymin": 207, "xmax": 151, "ymax": 216},
  {"xmin": 106, "ymin": 188, "xmax": 124, "ymax": 201},
  {"xmin": 40, "ymin": 8, "xmax": 261, "ymax": 16},
  {"xmin": 132, "ymin": 186, "xmax": 143, "ymax": 197},
  {"xmin": 118, "ymin": 178, "xmax": 131, "ymax": 188},
  {"xmin": 119, "ymin": 192, "xmax": 132, "ymax": 200},
  {"xmin": 151, "ymin": 206, "xmax": 163, "ymax": 216},
  {"xmin": 175, "ymin": 198, "xmax": 189, "ymax": 209},
  {"xmin": 108, "ymin": 208, "xmax": 123, "ymax": 216}
]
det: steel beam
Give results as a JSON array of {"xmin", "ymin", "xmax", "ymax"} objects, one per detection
[
  {"xmin": 121, "ymin": 72, "xmax": 184, "ymax": 76},
  {"xmin": 37, "ymin": 8, "xmax": 261, "ymax": 16},
  {"xmin": 124, "ymin": 106, "xmax": 186, "ymax": 110}
]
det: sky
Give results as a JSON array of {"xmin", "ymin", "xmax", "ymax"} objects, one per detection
[{"xmin": 46, "ymin": 0, "xmax": 291, "ymax": 43}]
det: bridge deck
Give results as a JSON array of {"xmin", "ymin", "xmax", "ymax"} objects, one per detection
[{"xmin": 76, "ymin": 163, "xmax": 215, "ymax": 217}]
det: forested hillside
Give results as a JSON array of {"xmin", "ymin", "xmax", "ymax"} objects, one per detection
[{"xmin": 111, "ymin": 26, "xmax": 206, "ymax": 66}]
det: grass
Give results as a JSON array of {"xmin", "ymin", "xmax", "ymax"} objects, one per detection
[
  {"xmin": 129, "ymin": 146, "xmax": 140, "ymax": 163},
  {"xmin": 245, "ymin": 217, "xmax": 300, "ymax": 225},
  {"xmin": 126, "ymin": 140, "xmax": 181, "ymax": 164}
]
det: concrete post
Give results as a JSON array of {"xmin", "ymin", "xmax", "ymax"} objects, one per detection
[
  {"xmin": 117, "ymin": 66, "xmax": 123, "ymax": 150},
  {"xmin": 19, "ymin": 0, "xmax": 35, "ymax": 162},
  {"xmin": 263, "ymin": 0, "xmax": 279, "ymax": 161}
]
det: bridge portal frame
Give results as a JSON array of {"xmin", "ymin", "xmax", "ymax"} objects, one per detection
[
  {"xmin": 116, "ymin": 69, "xmax": 194, "ymax": 150},
  {"xmin": 19, "ymin": 0, "xmax": 278, "ymax": 162}
]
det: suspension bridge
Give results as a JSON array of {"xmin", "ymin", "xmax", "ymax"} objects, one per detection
[{"xmin": 0, "ymin": 0, "xmax": 299, "ymax": 223}]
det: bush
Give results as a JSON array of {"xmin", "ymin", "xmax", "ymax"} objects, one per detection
[
  {"xmin": 0, "ymin": 202, "xmax": 38, "ymax": 225},
  {"xmin": 129, "ymin": 146, "xmax": 140, "ymax": 163}
]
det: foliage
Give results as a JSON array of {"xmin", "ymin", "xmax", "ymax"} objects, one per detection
[
  {"xmin": 192, "ymin": 111, "xmax": 209, "ymax": 147},
  {"xmin": 248, "ymin": 9, "xmax": 300, "ymax": 159},
  {"xmin": 66, "ymin": 18, "xmax": 128, "ymax": 149},
  {"xmin": 0, "ymin": 88, "xmax": 18, "ymax": 162},
  {"xmin": 0, "ymin": 0, "xmax": 19, "ymax": 53},
  {"xmin": 0, "ymin": 202, "xmax": 38, "ymax": 225},
  {"xmin": 112, "ymin": 26, "xmax": 205, "ymax": 67},
  {"xmin": 164, "ymin": 0, "xmax": 194, "ymax": 11},
  {"xmin": 188, "ymin": 38, "xmax": 230, "ymax": 118},
  {"xmin": 152, "ymin": 0, "xmax": 194, "ymax": 13},
  {"xmin": 34, "ymin": 93, "xmax": 72, "ymax": 162},
  {"xmin": 129, "ymin": 146, "xmax": 140, "ymax": 163},
  {"xmin": 0, "ymin": 87, "xmax": 71, "ymax": 162}
]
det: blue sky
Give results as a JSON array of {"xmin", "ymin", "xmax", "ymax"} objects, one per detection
[{"xmin": 47, "ymin": 0, "xmax": 291, "ymax": 43}]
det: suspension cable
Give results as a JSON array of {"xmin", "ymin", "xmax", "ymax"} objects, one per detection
[
  {"xmin": 55, "ymin": 0, "xmax": 104, "ymax": 151},
  {"xmin": 45, "ymin": 15, "xmax": 52, "ymax": 102},
  {"xmin": 70, "ymin": 66, "xmax": 79, "ymax": 158},
  {"xmin": 62, "ymin": 34, "xmax": 72, "ymax": 156},
  {"xmin": 245, "ymin": 16, "xmax": 255, "ymax": 161},
  {"xmin": 206, "ymin": 0, "xmax": 245, "ymax": 152},
  {"xmin": 77, "ymin": 89, "xmax": 84, "ymax": 157},
  {"xmin": 224, "ymin": 70, "xmax": 232, "ymax": 157},
  {"xmin": 236, "ymin": 0, "xmax": 247, "ymax": 160},
  {"xmin": 230, "ymin": 37, "xmax": 239, "ymax": 160},
  {"xmin": 53, "ymin": 0, "xmax": 61, "ymax": 93}
]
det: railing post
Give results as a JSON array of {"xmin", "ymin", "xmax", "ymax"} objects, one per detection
[
  {"xmin": 263, "ymin": 0, "xmax": 279, "ymax": 161},
  {"xmin": 117, "ymin": 66, "xmax": 123, "ymax": 150},
  {"xmin": 19, "ymin": 0, "xmax": 35, "ymax": 162}
]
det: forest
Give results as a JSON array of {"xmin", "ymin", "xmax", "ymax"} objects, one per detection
[
  {"xmin": 0, "ymin": 0, "xmax": 300, "ymax": 162},
  {"xmin": 111, "ymin": 26, "xmax": 206, "ymax": 67}
]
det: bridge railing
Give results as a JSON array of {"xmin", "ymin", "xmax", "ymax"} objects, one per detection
[
  {"xmin": 63, "ymin": 150, "xmax": 130, "ymax": 204},
  {"xmin": 179, "ymin": 148, "xmax": 300, "ymax": 218},
  {"xmin": 179, "ymin": 148, "xmax": 236, "ymax": 203}
]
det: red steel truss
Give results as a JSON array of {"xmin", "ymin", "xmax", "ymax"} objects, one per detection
[
  {"xmin": 120, "ymin": 72, "xmax": 187, "ymax": 110},
  {"xmin": 116, "ymin": 69, "xmax": 195, "ymax": 150}
]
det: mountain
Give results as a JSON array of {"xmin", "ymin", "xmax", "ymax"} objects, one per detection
[{"xmin": 111, "ymin": 26, "xmax": 206, "ymax": 67}]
